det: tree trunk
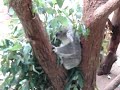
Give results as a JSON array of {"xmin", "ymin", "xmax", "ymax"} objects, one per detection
[
  {"xmin": 81, "ymin": 1, "xmax": 106, "ymax": 90},
  {"xmin": 97, "ymin": 8, "xmax": 120, "ymax": 75},
  {"xmin": 10, "ymin": 0, "xmax": 67, "ymax": 90},
  {"xmin": 82, "ymin": 0, "xmax": 120, "ymax": 90},
  {"xmin": 10, "ymin": 0, "xmax": 120, "ymax": 90}
]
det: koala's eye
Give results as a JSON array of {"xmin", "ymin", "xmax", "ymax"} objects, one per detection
[
  {"xmin": 56, "ymin": 33, "xmax": 59, "ymax": 36},
  {"xmin": 59, "ymin": 31, "xmax": 62, "ymax": 33}
]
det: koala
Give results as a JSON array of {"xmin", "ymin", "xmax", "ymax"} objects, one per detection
[{"xmin": 53, "ymin": 27, "xmax": 82, "ymax": 70}]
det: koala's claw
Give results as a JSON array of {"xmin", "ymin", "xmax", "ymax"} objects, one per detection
[
  {"xmin": 52, "ymin": 46, "xmax": 57, "ymax": 53},
  {"xmin": 53, "ymin": 48, "xmax": 57, "ymax": 53},
  {"xmin": 52, "ymin": 45, "xmax": 55, "ymax": 49}
]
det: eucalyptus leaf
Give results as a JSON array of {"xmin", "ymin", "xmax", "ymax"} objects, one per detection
[
  {"xmin": 3, "ymin": 0, "xmax": 9, "ymax": 5},
  {"xmin": 56, "ymin": 0, "xmax": 64, "ymax": 8},
  {"xmin": 69, "ymin": 9, "xmax": 74, "ymax": 15},
  {"xmin": 1, "ymin": 0, "xmax": 84, "ymax": 90},
  {"xmin": 10, "ymin": 61, "xmax": 20, "ymax": 74},
  {"xmin": 8, "ymin": 8, "xmax": 15, "ymax": 16},
  {"xmin": 56, "ymin": 16, "xmax": 69, "ymax": 26},
  {"xmin": 73, "ymin": 86, "xmax": 78, "ymax": 90},
  {"xmin": 1, "ymin": 61, "xmax": 10, "ymax": 75},
  {"xmin": 9, "ymin": 42, "xmax": 22, "ymax": 51},
  {"xmin": 50, "ymin": 18, "xmax": 58, "ymax": 28},
  {"xmin": 78, "ymin": 74, "xmax": 84, "ymax": 88},
  {"xmin": 20, "ymin": 79, "xmax": 29, "ymax": 90},
  {"xmin": 52, "ymin": 0, "xmax": 57, "ymax": 4},
  {"xmin": 46, "ymin": 8, "xmax": 56, "ymax": 14}
]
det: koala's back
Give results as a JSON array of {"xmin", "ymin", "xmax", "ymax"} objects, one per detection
[
  {"xmin": 55, "ymin": 29, "xmax": 82, "ymax": 70},
  {"xmin": 62, "ymin": 56, "xmax": 81, "ymax": 69},
  {"xmin": 58, "ymin": 38, "xmax": 81, "ymax": 54},
  {"xmin": 57, "ymin": 43, "xmax": 76, "ymax": 54},
  {"xmin": 61, "ymin": 40, "xmax": 82, "ymax": 70}
]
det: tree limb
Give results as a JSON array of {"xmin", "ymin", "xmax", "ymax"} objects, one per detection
[
  {"xmin": 10, "ymin": 0, "xmax": 67, "ymax": 89},
  {"xmin": 82, "ymin": 0, "xmax": 120, "ymax": 90},
  {"xmin": 93, "ymin": 0, "xmax": 120, "ymax": 25},
  {"xmin": 104, "ymin": 73, "xmax": 120, "ymax": 90}
]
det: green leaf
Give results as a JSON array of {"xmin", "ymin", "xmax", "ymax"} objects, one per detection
[
  {"xmin": 73, "ymin": 86, "xmax": 78, "ymax": 90},
  {"xmin": 56, "ymin": 0, "xmax": 64, "ymax": 8},
  {"xmin": 8, "ymin": 8, "xmax": 15, "ymax": 16},
  {"xmin": 69, "ymin": 9, "xmax": 74, "ymax": 15},
  {"xmin": 46, "ymin": 8, "xmax": 56, "ymax": 14},
  {"xmin": 1, "ymin": 60, "xmax": 10, "ymax": 75},
  {"xmin": 30, "ymin": 82, "xmax": 35, "ymax": 90},
  {"xmin": 65, "ymin": 68, "xmax": 76, "ymax": 90},
  {"xmin": 56, "ymin": 16, "xmax": 69, "ymax": 26},
  {"xmin": 77, "ymin": 71, "xmax": 84, "ymax": 88},
  {"xmin": 35, "ymin": 0, "xmax": 45, "ymax": 7},
  {"xmin": 3, "ymin": 0, "xmax": 9, "ymax": 5},
  {"xmin": 20, "ymin": 79, "xmax": 29, "ymax": 90},
  {"xmin": 1, "ymin": 75, "xmax": 13, "ymax": 89},
  {"xmin": 50, "ymin": 18, "xmax": 58, "ymax": 28},
  {"xmin": 4, "ymin": 39, "xmax": 13, "ymax": 47},
  {"xmin": 10, "ymin": 61, "xmax": 20, "ymax": 74},
  {"xmin": 52, "ymin": 0, "xmax": 57, "ymax": 4},
  {"xmin": 9, "ymin": 42, "xmax": 22, "ymax": 51}
]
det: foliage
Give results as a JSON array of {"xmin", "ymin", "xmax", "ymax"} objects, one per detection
[
  {"xmin": 33, "ymin": 0, "xmax": 89, "ymax": 45},
  {"xmin": 0, "ymin": 0, "xmax": 89, "ymax": 90},
  {"xmin": 33, "ymin": 0, "xmax": 87, "ymax": 89},
  {"xmin": 0, "ymin": 18, "xmax": 51, "ymax": 90}
]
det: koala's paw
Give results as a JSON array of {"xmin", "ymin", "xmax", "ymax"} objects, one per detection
[
  {"xmin": 52, "ymin": 45, "xmax": 57, "ymax": 53},
  {"xmin": 53, "ymin": 48, "xmax": 57, "ymax": 53},
  {"xmin": 52, "ymin": 45, "xmax": 55, "ymax": 49}
]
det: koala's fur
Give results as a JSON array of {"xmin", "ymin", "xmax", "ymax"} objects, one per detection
[{"xmin": 53, "ymin": 28, "xmax": 82, "ymax": 70}]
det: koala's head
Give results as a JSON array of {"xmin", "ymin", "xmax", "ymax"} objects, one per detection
[{"xmin": 56, "ymin": 30, "xmax": 68, "ymax": 41}]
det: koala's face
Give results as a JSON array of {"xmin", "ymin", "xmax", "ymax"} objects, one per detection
[{"xmin": 56, "ymin": 30, "xmax": 68, "ymax": 41}]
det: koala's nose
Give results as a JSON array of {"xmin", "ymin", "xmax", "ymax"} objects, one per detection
[{"xmin": 56, "ymin": 33, "xmax": 59, "ymax": 37}]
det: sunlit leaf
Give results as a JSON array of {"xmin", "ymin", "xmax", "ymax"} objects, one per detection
[
  {"xmin": 3, "ymin": 0, "xmax": 9, "ymax": 5},
  {"xmin": 1, "ymin": 0, "xmax": 84, "ymax": 90},
  {"xmin": 50, "ymin": 18, "xmax": 58, "ymax": 28},
  {"xmin": 20, "ymin": 79, "xmax": 29, "ymax": 90},
  {"xmin": 8, "ymin": 8, "xmax": 15, "ymax": 16},
  {"xmin": 56, "ymin": 16, "xmax": 69, "ymax": 26},
  {"xmin": 8, "ymin": 42, "xmax": 22, "ymax": 51},
  {"xmin": 52, "ymin": 0, "xmax": 57, "ymax": 4},
  {"xmin": 46, "ymin": 8, "xmax": 56, "ymax": 14}
]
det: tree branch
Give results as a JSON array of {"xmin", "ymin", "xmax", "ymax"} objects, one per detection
[
  {"xmin": 86, "ymin": 0, "xmax": 120, "ymax": 27},
  {"xmin": 104, "ymin": 73, "xmax": 120, "ymax": 90},
  {"xmin": 93, "ymin": 0, "xmax": 120, "ymax": 25}
]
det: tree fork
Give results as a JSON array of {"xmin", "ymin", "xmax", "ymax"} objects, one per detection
[
  {"xmin": 10, "ymin": 0, "xmax": 67, "ymax": 90},
  {"xmin": 82, "ymin": 0, "xmax": 120, "ymax": 89}
]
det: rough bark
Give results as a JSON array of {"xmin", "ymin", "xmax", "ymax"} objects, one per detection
[
  {"xmin": 82, "ymin": 0, "xmax": 120, "ymax": 90},
  {"xmin": 9, "ymin": 0, "xmax": 120, "ymax": 90},
  {"xmin": 104, "ymin": 73, "xmax": 120, "ymax": 90},
  {"xmin": 10, "ymin": 0, "xmax": 67, "ymax": 90},
  {"xmin": 97, "ymin": 52, "xmax": 117, "ymax": 75},
  {"xmin": 97, "ymin": 13, "xmax": 120, "ymax": 75},
  {"xmin": 84, "ymin": 0, "xmax": 120, "ymax": 27}
]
